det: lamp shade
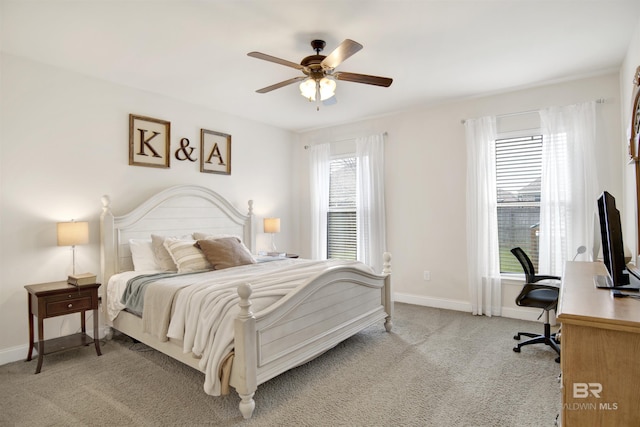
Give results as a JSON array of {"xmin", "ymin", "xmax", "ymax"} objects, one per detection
[
  {"xmin": 57, "ymin": 221, "xmax": 89, "ymax": 246},
  {"xmin": 263, "ymin": 218, "xmax": 281, "ymax": 234}
]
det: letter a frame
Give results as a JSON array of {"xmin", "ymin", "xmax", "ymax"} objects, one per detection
[
  {"xmin": 200, "ymin": 129, "xmax": 231, "ymax": 175},
  {"xmin": 129, "ymin": 114, "xmax": 171, "ymax": 168}
]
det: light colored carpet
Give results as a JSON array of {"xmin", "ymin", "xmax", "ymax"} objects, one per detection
[{"xmin": 0, "ymin": 303, "xmax": 561, "ymax": 426}]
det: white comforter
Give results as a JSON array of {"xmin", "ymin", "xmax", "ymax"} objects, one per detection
[{"xmin": 107, "ymin": 258, "xmax": 373, "ymax": 396}]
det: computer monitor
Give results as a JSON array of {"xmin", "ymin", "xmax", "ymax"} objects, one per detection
[{"xmin": 595, "ymin": 191, "xmax": 639, "ymax": 290}]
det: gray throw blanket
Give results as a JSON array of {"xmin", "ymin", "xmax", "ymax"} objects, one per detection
[{"xmin": 120, "ymin": 272, "xmax": 180, "ymax": 316}]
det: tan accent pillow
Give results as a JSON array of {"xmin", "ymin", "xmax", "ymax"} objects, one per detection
[
  {"xmin": 151, "ymin": 234, "xmax": 191, "ymax": 271},
  {"xmin": 163, "ymin": 238, "xmax": 213, "ymax": 273},
  {"xmin": 196, "ymin": 237, "xmax": 256, "ymax": 270},
  {"xmin": 192, "ymin": 232, "xmax": 238, "ymax": 241}
]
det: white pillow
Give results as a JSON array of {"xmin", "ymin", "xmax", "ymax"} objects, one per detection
[
  {"xmin": 163, "ymin": 238, "xmax": 213, "ymax": 273},
  {"xmin": 129, "ymin": 239, "xmax": 159, "ymax": 271}
]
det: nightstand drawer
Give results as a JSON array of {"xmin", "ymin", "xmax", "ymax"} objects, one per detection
[{"xmin": 47, "ymin": 297, "xmax": 92, "ymax": 316}]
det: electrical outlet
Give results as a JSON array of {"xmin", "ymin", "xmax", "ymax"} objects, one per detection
[{"xmin": 423, "ymin": 270, "xmax": 431, "ymax": 281}]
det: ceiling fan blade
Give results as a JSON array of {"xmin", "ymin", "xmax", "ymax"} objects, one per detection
[
  {"xmin": 256, "ymin": 76, "xmax": 305, "ymax": 93},
  {"xmin": 321, "ymin": 39, "xmax": 363, "ymax": 70},
  {"xmin": 247, "ymin": 51, "xmax": 304, "ymax": 70},
  {"xmin": 334, "ymin": 72, "xmax": 393, "ymax": 87}
]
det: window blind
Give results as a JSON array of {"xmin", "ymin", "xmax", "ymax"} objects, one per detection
[
  {"xmin": 495, "ymin": 135, "xmax": 543, "ymax": 272},
  {"xmin": 328, "ymin": 157, "xmax": 357, "ymax": 260}
]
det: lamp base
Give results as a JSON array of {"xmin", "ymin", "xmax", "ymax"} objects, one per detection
[{"xmin": 267, "ymin": 252, "xmax": 286, "ymax": 257}]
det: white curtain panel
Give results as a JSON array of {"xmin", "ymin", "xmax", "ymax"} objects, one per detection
[
  {"xmin": 465, "ymin": 116, "xmax": 501, "ymax": 316},
  {"xmin": 309, "ymin": 143, "xmax": 331, "ymax": 260},
  {"xmin": 539, "ymin": 101, "xmax": 599, "ymax": 276},
  {"xmin": 356, "ymin": 134, "xmax": 387, "ymax": 273}
]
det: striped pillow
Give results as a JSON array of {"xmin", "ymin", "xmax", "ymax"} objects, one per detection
[{"xmin": 163, "ymin": 238, "xmax": 213, "ymax": 273}]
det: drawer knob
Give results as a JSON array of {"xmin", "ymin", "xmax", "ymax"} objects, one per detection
[{"xmin": 67, "ymin": 303, "xmax": 73, "ymax": 308}]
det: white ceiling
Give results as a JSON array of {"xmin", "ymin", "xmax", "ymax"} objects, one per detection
[{"xmin": 3, "ymin": 1, "xmax": 640, "ymax": 132}]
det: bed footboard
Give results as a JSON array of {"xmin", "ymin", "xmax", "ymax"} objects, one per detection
[{"xmin": 231, "ymin": 253, "xmax": 392, "ymax": 419}]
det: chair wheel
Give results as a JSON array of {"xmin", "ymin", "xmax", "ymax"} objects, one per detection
[
  {"xmin": 513, "ymin": 334, "xmax": 520, "ymax": 340},
  {"xmin": 513, "ymin": 347, "xmax": 520, "ymax": 353}
]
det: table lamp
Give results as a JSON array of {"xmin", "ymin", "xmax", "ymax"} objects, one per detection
[
  {"xmin": 57, "ymin": 220, "xmax": 89, "ymax": 275},
  {"xmin": 263, "ymin": 217, "xmax": 280, "ymax": 255}
]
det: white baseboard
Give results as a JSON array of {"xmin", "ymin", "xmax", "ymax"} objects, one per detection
[
  {"xmin": 0, "ymin": 344, "xmax": 29, "ymax": 366},
  {"xmin": 394, "ymin": 292, "xmax": 471, "ymax": 312},
  {"xmin": 393, "ymin": 292, "xmax": 555, "ymax": 324}
]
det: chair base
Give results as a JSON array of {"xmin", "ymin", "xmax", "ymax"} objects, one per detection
[{"xmin": 513, "ymin": 319, "xmax": 561, "ymax": 363}]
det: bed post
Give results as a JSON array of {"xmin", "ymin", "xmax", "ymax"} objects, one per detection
[
  {"xmin": 100, "ymin": 195, "xmax": 116, "ymax": 309},
  {"xmin": 234, "ymin": 283, "xmax": 258, "ymax": 419},
  {"xmin": 383, "ymin": 252, "xmax": 393, "ymax": 332},
  {"xmin": 246, "ymin": 200, "xmax": 256, "ymax": 254}
]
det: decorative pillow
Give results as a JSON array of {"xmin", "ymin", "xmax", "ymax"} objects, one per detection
[
  {"xmin": 163, "ymin": 238, "xmax": 213, "ymax": 273},
  {"xmin": 192, "ymin": 232, "xmax": 239, "ymax": 241},
  {"xmin": 196, "ymin": 237, "xmax": 256, "ymax": 270},
  {"xmin": 151, "ymin": 234, "xmax": 191, "ymax": 271},
  {"xmin": 129, "ymin": 239, "xmax": 159, "ymax": 271}
]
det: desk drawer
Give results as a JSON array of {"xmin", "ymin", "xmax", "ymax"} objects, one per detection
[{"xmin": 47, "ymin": 297, "xmax": 92, "ymax": 316}]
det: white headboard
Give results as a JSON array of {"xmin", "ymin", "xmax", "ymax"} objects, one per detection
[{"xmin": 100, "ymin": 185, "xmax": 254, "ymax": 285}]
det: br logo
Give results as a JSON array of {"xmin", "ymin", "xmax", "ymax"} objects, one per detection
[{"xmin": 573, "ymin": 383, "xmax": 602, "ymax": 398}]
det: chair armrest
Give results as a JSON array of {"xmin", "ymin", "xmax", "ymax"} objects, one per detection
[
  {"xmin": 532, "ymin": 275, "xmax": 561, "ymax": 283},
  {"xmin": 521, "ymin": 283, "xmax": 560, "ymax": 292}
]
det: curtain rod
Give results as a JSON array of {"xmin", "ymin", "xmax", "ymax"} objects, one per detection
[
  {"xmin": 304, "ymin": 132, "xmax": 388, "ymax": 149},
  {"xmin": 460, "ymin": 98, "xmax": 605, "ymax": 124}
]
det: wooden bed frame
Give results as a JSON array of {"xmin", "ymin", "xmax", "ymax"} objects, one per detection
[{"xmin": 100, "ymin": 185, "xmax": 392, "ymax": 419}]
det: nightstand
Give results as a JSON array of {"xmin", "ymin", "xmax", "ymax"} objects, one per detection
[{"xmin": 25, "ymin": 281, "xmax": 102, "ymax": 374}]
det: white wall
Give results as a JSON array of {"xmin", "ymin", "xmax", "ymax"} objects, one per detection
[
  {"xmin": 294, "ymin": 73, "xmax": 623, "ymax": 316},
  {"xmin": 0, "ymin": 54, "xmax": 297, "ymax": 364}
]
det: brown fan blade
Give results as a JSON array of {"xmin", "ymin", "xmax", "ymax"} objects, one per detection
[
  {"xmin": 256, "ymin": 76, "xmax": 305, "ymax": 93},
  {"xmin": 247, "ymin": 52, "xmax": 304, "ymax": 71},
  {"xmin": 321, "ymin": 39, "xmax": 363, "ymax": 70},
  {"xmin": 334, "ymin": 72, "xmax": 393, "ymax": 87}
]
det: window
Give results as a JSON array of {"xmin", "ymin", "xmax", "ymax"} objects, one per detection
[
  {"xmin": 495, "ymin": 135, "xmax": 543, "ymax": 273},
  {"xmin": 328, "ymin": 156, "xmax": 357, "ymax": 260}
]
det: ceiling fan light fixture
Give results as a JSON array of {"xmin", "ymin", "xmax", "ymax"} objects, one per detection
[
  {"xmin": 299, "ymin": 78, "xmax": 316, "ymax": 101},
  {"xmin": 299, "ymin": 77, "xmax": 336, "ymax": 101},
  {"xmin": 319, "ymin": 77, "xmax": 336, "ymax": 100}
]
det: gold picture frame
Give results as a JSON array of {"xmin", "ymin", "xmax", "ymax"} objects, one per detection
[
  {"xmin": 129, "ymin": 114, "xmax": 171, "ymax": 168},
  {"xmin": 200, "ymin": 129, "xmax": 231, "ymax": 175},
  {"xmin": 630, "ymin": 66, "xmax": 640, "ymax": 161}
]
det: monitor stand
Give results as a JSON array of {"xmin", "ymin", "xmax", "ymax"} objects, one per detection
[{"xmin": 594, "ymin": 269, "xmax": 640, "ymax": 291}]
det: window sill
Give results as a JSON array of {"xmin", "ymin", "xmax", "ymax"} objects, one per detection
[{"xmin": 501, "ymin": 273, "xmax": 526, "ymax": 286}]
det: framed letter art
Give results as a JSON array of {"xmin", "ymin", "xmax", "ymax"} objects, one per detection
[
  {"xmin": 129, "ymin": 114, "xmax": 171, "ymax": 168},
  {"xmin": 630, "ymin": 66, "xmax": 640, "ymax": 161},
  {"xmin": 200, "ymin": 129, "xmax": 231, "ymax": 175}
]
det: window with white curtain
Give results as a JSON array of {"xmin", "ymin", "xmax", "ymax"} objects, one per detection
[
  {"xmin": 328, "ymin": 156, "xmax": 357, "ymax": 260},
  {"xmin": 495, "ymin": 134, "xmax": 543, "ymax": 273}
]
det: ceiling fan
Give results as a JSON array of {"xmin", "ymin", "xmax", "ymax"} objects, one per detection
[{"xmin": 247, "ymin": 39, "xmax": 393, "ymax": 106}]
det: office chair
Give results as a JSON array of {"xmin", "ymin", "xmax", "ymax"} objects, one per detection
[{"xmin": 510, "ymin": 247, "xmax": 561, "ymax": 363}]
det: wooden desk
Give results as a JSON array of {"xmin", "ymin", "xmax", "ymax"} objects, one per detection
[{"xmin": 557, "ymin": 261, "xmax": 640, "ymax": 426}]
